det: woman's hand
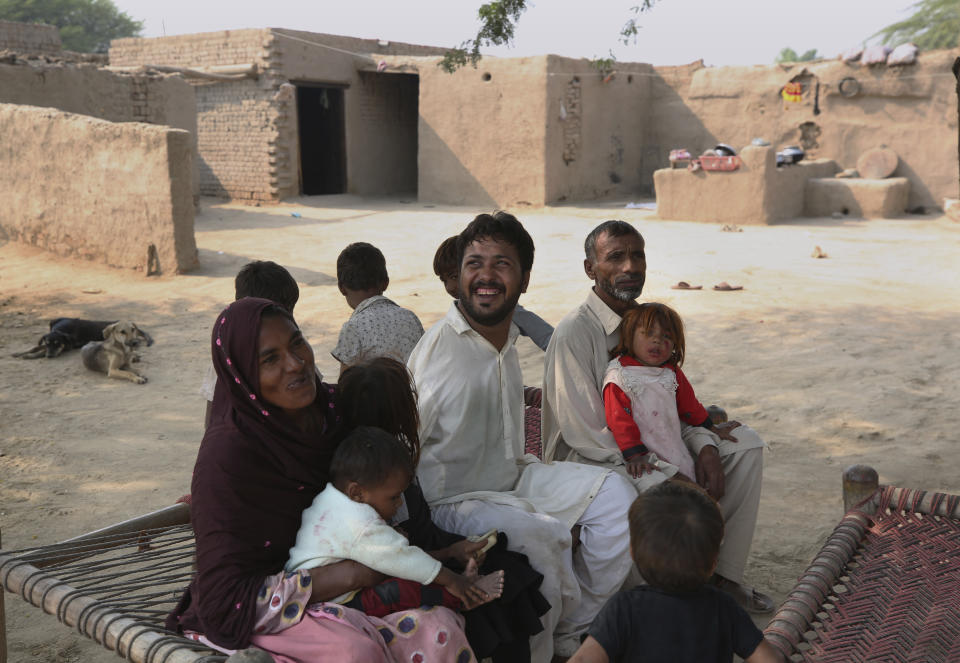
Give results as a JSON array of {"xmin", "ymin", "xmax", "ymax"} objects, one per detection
[
  {"xmin": 445, "ymin": 573, "xmax": 490, "ymax": 610},
  {"xmin": 442, "ymin": 539, "xmax": 489, "ymax": 567}
]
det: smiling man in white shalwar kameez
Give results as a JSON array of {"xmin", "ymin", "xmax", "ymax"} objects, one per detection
[{"xmin": 407, "ymin": 212, "xmax": 637, "ymax": 661}]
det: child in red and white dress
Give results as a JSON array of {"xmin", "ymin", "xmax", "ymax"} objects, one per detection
[{"xmin": 602, "ymin": 303, "xmax": 739, "ymax": 481}]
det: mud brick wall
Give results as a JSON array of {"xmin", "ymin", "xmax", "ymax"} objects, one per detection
[
  {"xmin": 0, "ymin": 103, "xmax": 197, "ymax": 273},
  {"xmin": 0, "ymin": 62, "xmax": 198, "ymax": 197},
  {"xmin": 110, "ymin": 29, "xmax": 273, "ymax": 69},
  {"xmin": 194, "ymin": 79, "xmax": 282, "ymax": 200},
  {"xmin": 0, "ymin": 20, "xmax": 61, "ymax": 53},
  {"xmin": 112, "ymin": 29, "xmax": 284, "ymax": 201}
]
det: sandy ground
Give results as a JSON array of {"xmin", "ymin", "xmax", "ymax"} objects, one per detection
[{"xmin": 1, "ymin": 197, "xmax": 959, "ymax": 661}]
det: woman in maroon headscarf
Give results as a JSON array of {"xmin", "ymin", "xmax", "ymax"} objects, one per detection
[{"xmin": 167, "ymin": 297, "xmax": 474, "ymax": 662}]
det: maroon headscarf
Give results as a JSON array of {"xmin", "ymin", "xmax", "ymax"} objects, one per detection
[{"xmin": 167, "ymin": 297, "xmax": 338, "ymax": 649}]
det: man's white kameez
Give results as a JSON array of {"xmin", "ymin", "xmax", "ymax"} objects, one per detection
[{"xmin": 408, "ymin": 302, "xmax": 635, "ymax": 660}]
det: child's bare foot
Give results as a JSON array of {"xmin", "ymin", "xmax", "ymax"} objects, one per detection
[
  {"xmin": 464, "ymin": 557, "xmax": 505, "ymax": 603},
  {"xmin": 474, "ymin": 569, "xmax": 504, "ymax": 601}
]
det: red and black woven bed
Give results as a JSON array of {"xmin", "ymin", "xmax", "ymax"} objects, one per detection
[{"xmin": 764, "ymin": 482, "xmax": 960, "ymax": 662}]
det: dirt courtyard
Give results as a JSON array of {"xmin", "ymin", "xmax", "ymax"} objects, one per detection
[{"xmin": 1, "ymin": 197, "xmax": 958, "ymax": 661}]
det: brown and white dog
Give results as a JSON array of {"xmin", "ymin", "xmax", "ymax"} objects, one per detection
[
  {"xmin": 12, "ymin": 318, "xmax": 135, "ymax": 359},
  {"xmin": 80, "ymin": 321, "xmax": 153, "ymax": 384}
]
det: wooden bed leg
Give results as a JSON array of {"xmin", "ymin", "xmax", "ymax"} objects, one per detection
[
  {"xmin": 1, "ymin": 527, "xmax": 7, "ymax": 663},
  {"xmin": 843, "ymin": 464, "xmax": 879, "ymax": 513}
]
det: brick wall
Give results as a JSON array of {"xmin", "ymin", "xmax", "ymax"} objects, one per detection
[
  {"xmin": 194, "ymin": 79, "xmax": 281, "ymax": 200},
  {"xmin": 111, "ymin": 29, "xmax": 451, "ymax": 201},
  {"xmin": 0, "ymin": 20, "xmax": 61, "ymax": 53},
  {"xmin": 110, "ymin": 29, "xmax": 273, "ymax": 69},
  {"xmin": 112, "ymin": 29, "xmax": 286, "ymax": 201}
]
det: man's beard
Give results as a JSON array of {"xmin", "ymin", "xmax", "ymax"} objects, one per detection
[
  {"xmin": 597, "ymin": 273, "xmax": 645, "ymax": 302},
  {"xmin": 458, "ymin": 281, "xmax": 521, "ymax": 326}
]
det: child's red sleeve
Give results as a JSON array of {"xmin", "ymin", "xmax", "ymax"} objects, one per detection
[
  {"xmin": 674, "ymin": 366, "xmax": 710, "ymax": 426},
  {"xmin": 603, "ymin": 382, "xmax": 648, "ymax": 460}
]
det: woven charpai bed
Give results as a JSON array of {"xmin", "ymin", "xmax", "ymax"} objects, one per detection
[
  {"xmin": 0, "ymin": 502, "xmax": 224, "ymax": 663},
  {"xmin": 0, "ymin": 408, "xmax": 548, "ymax": 663},
  {"xmin": 764, "ymin": 481, "xmax": 960, "ymax": 662}
]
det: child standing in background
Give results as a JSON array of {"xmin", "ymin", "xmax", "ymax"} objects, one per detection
[
  {"xmin": 333, "ymin": 242, "xmax": 424, "ymax": 374},
  {"xmin": 200, "ymin": 260, "xmax": 301, "ymax": 429}
]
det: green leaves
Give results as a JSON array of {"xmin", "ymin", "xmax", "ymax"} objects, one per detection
[
  {"xmin": 775, "ymin": 47, "xmax": 820, "ymax": 63},
  {"xmin": 439, "ymin": 0, "xmax": 658, "ymax": 73},
  {"xmin": 873, "ymin": 0, "xmax": 960, "ymax": 50},
  {"xmin": 0, "ymin": 0, "xmax": 143, "ymax": 53},
  {"xmin": 439, "ymin": 0, "xmax": 527, "ymax": 73}
]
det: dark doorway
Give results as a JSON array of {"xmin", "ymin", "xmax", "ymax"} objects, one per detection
[{"xmin": 297, "ymin": 85, "xmax": 346, "ymax": 195}]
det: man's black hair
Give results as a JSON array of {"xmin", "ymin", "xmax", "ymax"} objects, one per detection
[
  {"xmin": 235, "ymin": 261, "xmax": 299, "ymax": 313},
  {"xmin": 584, "ymin": 220, "xmax": 641, "ymax": 261},
  {"xmin": 456, "ymin": 211, "xmax": 535, "ymax": 273},
  {"xmin": 330, "ymin": 425, "xmax": 415, "ymax": 488},
  {"xmin": 337, "ymin": 242, "xmax": 389, "ymax": 292}
]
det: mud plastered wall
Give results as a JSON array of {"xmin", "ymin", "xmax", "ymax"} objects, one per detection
[
  {"xmin": 0, "ymin": 103, "xmax": 197, "ymax": 273},
  {"xmin": 544, "ymin": 56, "xmax": 655, "ymax": 202},
  {"xmin": 418, "ymin": 56, "xmax": 550, "ymax": 206},
  {"xmin": 272, "ymin": 29, "xmax": 443, "ymax": 199},
  {"xmin": 0, "ymin": 62, "xmax": 198, "ymax": 196},
  {"xmin": 649, "ymin": 51, "xmax": 959, "ymax": 209},
  {"xmin": 0, "ymin": 20, "xmax": 61, "ymax": 53}
]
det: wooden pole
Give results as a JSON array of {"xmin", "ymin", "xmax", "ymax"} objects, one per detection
[
  {"xmin": 1, "ymin": 527, "xmax": 7, "ymax": 663},
  {"xmin": 0, "ymin": 554, "xmax": 206, "ymax": 663},
  {"xmin": 842, "ymin": 464, "xmax": 879, "ymax": 513},
  {"xmin": 23, "ymin": 502, "xmax": 190, "ymax": 569}
]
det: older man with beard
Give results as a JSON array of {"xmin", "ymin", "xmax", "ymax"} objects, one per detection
[
  {"xmin": 541, "ymin": 220, "xmax": 773, "ymax": 615},
  {"xmin": 408, "ymin": 212, "xmax": 638, "ymax": 661}
]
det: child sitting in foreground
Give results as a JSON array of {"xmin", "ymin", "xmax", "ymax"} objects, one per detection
[
  {"xmin": 603, "ymin": 303, "xmax": 739, "ymax": 481},
  {"xmin": 338, "ymin": 357, "xmax": 551, "ymax": 660},
  {"xmin": 333, "ymin": 242, "xmax": 424, "ymax": 374},
  {"xmin": 286, "ymin": 426, "xmax": 503, "ymax": 617},
  {"xmin": 569, "ymin": 482, "xmax": 781, "ymax": 663}
]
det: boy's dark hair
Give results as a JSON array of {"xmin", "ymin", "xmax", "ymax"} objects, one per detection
[
  {"xmin": 338, "ymin": 357, "xmax": 421, "ymax": 467},
  {"xmin": 584, "ymin": 220, "xmax": 641, "ymax": 262},
  {"xmin": 433, "ymin": 235, "xmax": 459, "ymax": 280},
  {"xmin": 628, "ymin": 482, "xmax": 724, "ymax": 593},
  {"xmin": 456, "ymin": 212, "xmax": 534, "ymax": 273},
  {"xmin": 612, "ymin": 303, "xmax": 687, "ymax": 367},
  {"xmin": 337, "ymin": 242, "xmax": 388, "ymax": 292},
  {"xmin": 235, "ymin": 261, "xmax": 299, "ymax": 313},
  {"xmin": 330, "ymin": 425, "xmax": 415, "ymax": 489}
]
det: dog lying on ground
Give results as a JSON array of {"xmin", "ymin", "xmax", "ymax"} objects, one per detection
[
  {"xmin": 81, "ymin": 321, "xmax": 153, "ymax": 384},
  {"xmin": 12, "ymin": 318, "xmax": 153, "ymax": 359}
]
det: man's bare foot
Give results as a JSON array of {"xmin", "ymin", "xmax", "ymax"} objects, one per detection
[{"xmin": 464, "ymin": 557, "xmax": 505, "ymax": 602}]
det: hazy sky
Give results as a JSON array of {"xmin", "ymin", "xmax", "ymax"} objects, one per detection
[{"xmin": 110, "ymin": 0, "xmax": 917, "ymax": 67}]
